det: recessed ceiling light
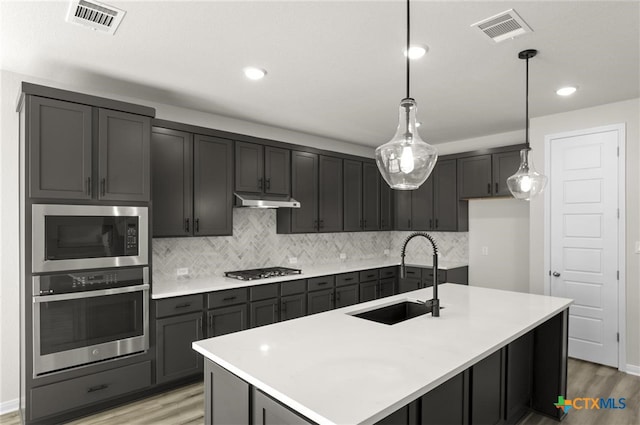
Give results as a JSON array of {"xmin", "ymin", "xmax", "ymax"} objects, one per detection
[
  {"xmin": 556, "ymin": 86, "xmax": 577, "ymax": 96},
  {"xmin": 244, "ymin": 67, "xmax": 267, "ymax": 80},
  {"xmin": 403, "ymin": 45, "xmax": 428, "ymax": 60}
]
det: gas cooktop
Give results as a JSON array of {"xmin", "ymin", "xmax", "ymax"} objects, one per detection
[{"xmin": 224, "ymin": 267, "xmax": 302, "ymax": 281}]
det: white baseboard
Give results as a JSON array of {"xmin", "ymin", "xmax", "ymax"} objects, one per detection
[
  {"xmin": 0, "ymin": 398, "xmax": 19, "ymax": 415},
  {"xmin": 626, "ymin": 363, "xmax": 640, "ymax": 376}
]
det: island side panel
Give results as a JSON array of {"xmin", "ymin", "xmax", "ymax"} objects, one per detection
[
  {"xmin": 204, "ymin": 360, "xmax": 250, "ymax": 425},
  {"xmin": 531, "ymin": 309, "xmax": 569, "ymax": 420}
]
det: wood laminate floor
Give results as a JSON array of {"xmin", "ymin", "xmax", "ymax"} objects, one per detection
[{"xmin": 1, "ymin": 359, "xmax": 638, "ymax": 425}]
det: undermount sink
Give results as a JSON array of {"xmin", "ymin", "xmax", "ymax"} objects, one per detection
[{"xmin": 351, "ymin": 300, "xmax": 442, "ymax": 325}]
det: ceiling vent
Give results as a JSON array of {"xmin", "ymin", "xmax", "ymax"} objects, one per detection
[
  {"xmin": 66, "ymin": 0, "xmax": 126, "ymax": 35},
  {"xmin": 471, "ymin": 9, "xmax": 532, "ymax": 43}
]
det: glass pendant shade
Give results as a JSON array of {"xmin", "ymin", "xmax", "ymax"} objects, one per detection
[
  {"xmin": 375, "ymin": 98, "xmax": 438, "ymax": 190},
  {"xmin": 506, "ymin": 149, "xmax": 548, "ymax": 200}
]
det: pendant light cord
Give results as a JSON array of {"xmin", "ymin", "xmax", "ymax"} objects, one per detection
[
  {"xmin": 525, "ymin": 55, "xmax": 530, "ymax": 150},
  {"xmin": 406, "ymin": 0, "xmax": 410, "ymax": 99}
]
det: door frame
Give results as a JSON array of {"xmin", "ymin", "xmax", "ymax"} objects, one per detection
[{"xmin": 543, "ymin": 123, "xmax": 626, "ymax": 372}]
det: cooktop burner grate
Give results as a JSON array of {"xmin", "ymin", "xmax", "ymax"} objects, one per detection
[{"xmin": 224, "ymin": 267, "xmax": 302, "ymax": 281}]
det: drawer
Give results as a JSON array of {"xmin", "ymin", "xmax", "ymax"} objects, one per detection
[
  {"xmin": 207, "ymin": 288, "xmax": 248, "ymax": 309},
  {"xmin": 358, "ymin": 269, "xmax": 379, "ymax": 282},
  {"xmin": 250, "ymin": 283, "xmax": 279, "ymax": 301},
  {"xmin": 281, "ymin": 279, "xmax": 306, "ymax": 296},
  {"xmin": 307, "ymin": 275, "xmax": 335, "ymax": 292},
  {"xmin": 336, "ymin": 272, "xmax": 359, "ymax": 286},
  {"xmin": 155, "ymin": 294, "xmax": 203, "ymax": 318},
  {"xmin": 30, "ymin": 361, "xmax": 151, "ymax": 420},
  {"xmin": 379, "ymin": 266, "xmax": 397, "ymax": 279},
  {"xmin": 402, "ymin": 266, "xmax": 422, "ymax": 279}
]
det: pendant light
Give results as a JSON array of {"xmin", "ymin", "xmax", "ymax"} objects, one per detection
[
  {"xmin": 507, "ymin": 49, "xmax": 548, "ymax": 200},
  {"xmin": 375, "ymin": 0, "xmax": 438, "ymax": 190}
]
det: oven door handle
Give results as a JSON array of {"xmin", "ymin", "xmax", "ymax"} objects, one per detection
[{"xmin": 33, "ymin": 284, "xmax": 150, "ymax": 303}]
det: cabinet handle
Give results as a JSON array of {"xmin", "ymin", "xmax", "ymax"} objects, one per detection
[
  {"xmin": 197, "ymin": 317, "xmax": 203, "ymax": 334},
  {"xmin": 101, "ymin": 178, "xmax": 106, "ymax": 197},
  {"xmin": 319, "ymin": 219, "xmax": 324, "ymax": 229},
  {"xmin": 313, "ymin": 219, "xmax": 319, "ymax": 231},
  {"xmin": 281, "ymin": 300, "xmax": 287, "ymax": 313},
  {"xmin": 495, "ymin": 182, "xmax": 499, "ymax": 193},
  {"xmin": 408, "ymin": 219, "xmax": 411, "ymax": 228},
  {"xmin": 87, "ymin": 384, "xmax": 109, "ymax": 393},
  {"xmin": 86, "ymin": 177, "xmax": 92, "ymax": 196},
  {"xmin": 266, "ymin": 178, "xmax": 271, "ymax": 190},
  {"xmin": 223, "ymin": 296, "xmax": 237, "ymax": 301},
  {"xmin": 435, "ymin": 219, "xmax": 439, "ymax": 229},
  {"xmin": 174, "ymin": 302, "xmax": 192, "ymax": 309},
  {"xmin": 363, "ymin": 219, "xmax": 367, "ymax": 229},
  {"xmin": 344, "ymin": 277, "xmax": 354, "ymax": 282},
  {"xmin": 185, "ymin": 218, "xmax": 190, "ymax": 232},
  {"xmin": 335, "ymin": 292, "xmax": 340, "ymax": 302},
  {"xmin": 195, "ymin": 218, "xmax": 200, "ymax": 233},
  {"xmin": 487, "ymin": 183, "xmax": 491, "ymax": 194},
  {"xmin": 258, "ymin": 178, "xmax": 263, "ymax": 190},
  {"xmin": 429, "ymin": 218, "xmax": 433, "ymax": 229},
  {"xmin": 317, "ymin": 282, "xmax": 328, "ymax": 286},
  {"xmin": 208, "ymin": 315, "xmax": 213, "ymax": 330}
]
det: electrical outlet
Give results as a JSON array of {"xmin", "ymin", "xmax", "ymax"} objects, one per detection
[
  {"xmin": 635, "ymin": 241, "xmax": 640, "ymax": 254},
  {"xmin": 481, "ymin": 246, "xmax": 489, "ymax": 256},
  {"xmin": 289, "ymin": 257, "xmax": 298, "ymax": 264},
  {"xmin": 176, "ymin": 268, "xmax": 189, "ymax": 276},
  {"xmin": 339, "ymin": 253, "xmax": 347, "ymax": 260},
  {"xmin": 384, "ymin": 249, "xmax": 390, "ymax": 256}
]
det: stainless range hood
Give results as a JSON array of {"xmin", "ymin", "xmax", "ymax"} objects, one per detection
[{"xmin": 234, "ymin": 193, "xmax": 300, "ymax": 209}]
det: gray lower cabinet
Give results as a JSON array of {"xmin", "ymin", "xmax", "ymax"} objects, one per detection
[
  {"xmin": 398, "ymin": 266, "xmax": 468, "ymax": 294},
  {"xmin": 379, "ymin": 277, "xmax": 396, "ymax": 298},
  {"xmin": 250, "ymin": 298, "xmax": 279, "ymax": 328},
  {"xmin": 156, "ymin": 312, "xmax": 203, "ymax": 384},
  {"xmin": 421, "ymin": 372, "xmax": 467, "ymax": 425},
  {"xmin": 307, "ymin": 288, "xmax": 334, "ymax": 315},
  {"xmin": 207, "ymin": 304, "xmax": 248, "ymax": 337},
  {"xmin": 471, "ymin": 349, "xmax": 504, "ymax": 425},
  {"xmin": 335, "ymin": 283, "xmax": 359, "ymax": 308},
  {"xmin": 360, "ymin": 280, "xmax": 378, "ymax": 302},
  {"xmin": 29, "ymin": 361, "xmax": 151, "ymax": 420},
  {"xmin": 253, "ymin": 389, "xmax": 313, "ymax": 425},
  {"xmin": 281, "ymin": 293, "xmax": 306, "ymax": 321}
]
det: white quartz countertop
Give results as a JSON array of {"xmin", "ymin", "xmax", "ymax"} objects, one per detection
[
  {"xmin": 152, "ymin": 257, "xmax": 468, "ymax": 299},
  {"xmin": 193, "ymin": 284, "xmax": 572, "ymax": 425}
]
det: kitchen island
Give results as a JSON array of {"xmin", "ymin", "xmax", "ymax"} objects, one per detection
[{"xmin": 193, "ymin": 284, "xmax": 572, "ymax": 425}]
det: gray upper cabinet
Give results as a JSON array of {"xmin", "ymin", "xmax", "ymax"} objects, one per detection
[
  {"xmin": 343, "ymin": 160, "xmax": 363, "ymax": 231},
  {"xmin": 292, "ymin": 151, "xmax": 319, "ymax": 233},
  {"xmin": 235, "ymin": 142, "xmax": 290, "ymax": 196},
  {"xmin": 319, "ymin": 155, "xmax": 344, "ymax": 232},
  {"xmin": 432, "ymin": 159, "xmax": 460, "ymax": 231},
  {"xmin": 151, "ymin": 127, "xmax": 193, "ymax": 237},
  {"xmin": 380, "ymin": 178, "xmax": 393, "ymax": 231},
  {"xmin": 194, "ymin": 135, "xmax": 233, "ymax": 236},
  {"xmin": 362, "ymin": 162, "xmax": 380, "ymax": 231},
  {"xmin": 394, "ymin": 190, "xmax": 413, "ymax": 230},
  {"xmin": 458, "ymin": 149, "xmax": 522, "ymax": 199},
  {"xmin": 98, "ymin": 109, "xmax": 151, "ymax": 202},
  {"xmin": 28, "ymin": 96, "xmax": 151, "ymax": 202},
  {"xmin": 29, "ymin": 96, "xmax": 92, "ymax": 200},
  {"xmin": 411, "ymin": 177, "xmax": 433, "ymax": 230}
]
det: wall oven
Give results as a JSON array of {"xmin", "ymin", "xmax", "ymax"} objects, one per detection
[
  {"xmin": 32, "ymin": 204, "xmax": 148, "ymax": 273},
  {"xmin": 32, "ymin": 266, "xmax": 149, "ymax": 377}
]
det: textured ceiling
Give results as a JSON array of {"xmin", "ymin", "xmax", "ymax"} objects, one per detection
[{"xmin": 2, "ymin": 0, "xmax": 639, "ymax": 147}]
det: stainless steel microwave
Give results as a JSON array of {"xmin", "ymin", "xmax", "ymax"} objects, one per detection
[{"xmin": 32, "ymin": 204, "xmax": 148, "ymax": 273}]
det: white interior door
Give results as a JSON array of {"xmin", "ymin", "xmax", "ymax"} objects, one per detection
[{"xmin": 549, "ymin": 128, "xmax": 619, "ymax": 367}]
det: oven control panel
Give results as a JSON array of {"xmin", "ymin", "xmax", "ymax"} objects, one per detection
[{"xmin": 35, "ymin": 267, "xmax": 145, "ymax": 295}]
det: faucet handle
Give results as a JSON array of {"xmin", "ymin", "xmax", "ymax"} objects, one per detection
[{"xmin": 400, "ymin": 264, "xmax": 406, "ymax": 279}]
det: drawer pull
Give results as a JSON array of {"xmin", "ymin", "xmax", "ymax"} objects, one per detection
[
  {"xmin": 223, "ymin": 296, "xmax": 237, "ymax": 301},
  {"xmin": 317, "ymin": 282, "xmax": 328, "ymax": 286},
  {"xmin": 87, "ymin": 384, "xmax": 109, "ymax": 393},
  {"xmin": 344, "ymin": 277, "xmax": 354, "ymax": 281},
  {"xmin": 175, "ymin": 302, "xmax": 192, "ymax": 309}
]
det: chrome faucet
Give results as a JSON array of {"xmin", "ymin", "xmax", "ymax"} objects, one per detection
[{"xmin": 400, "ymin": 232, "xmax": 440, "ymax": 317}]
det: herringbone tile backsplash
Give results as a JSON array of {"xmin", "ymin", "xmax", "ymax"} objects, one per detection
[{"xmin": 152, "ymin": 209, "xmax": 468, "ymax": 280}]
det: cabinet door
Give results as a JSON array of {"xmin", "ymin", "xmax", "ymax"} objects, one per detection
[
  {"xmin": 421, "ymin": 372, "xmax": 467, "ymax": 425},
  {"xmin": 291, "ymin": 151, "xmax": 319, "ymax": 233},
  {"xmin": 343, "ymin": 160, "xmax": 363, "ymax": 231},
  {"xmin": 281, "ymin": 293, "xmax": 306, "ymax": 321},
  {"xmin": 253, "ymin": 389, "xmax": 312, "ymax": 425},
  {"xmin": 493, "ymin": 150, "xmax": 521, "ymax": 197},
  {"xmin": 394, "ymin": 190, "xmax": 413, "ymax": 230},
  {"xmin": 235, "ymin": 141, "xmax": 263, "ymax": 193},
  {"xmin": 505, "ymin": 332, "xmax": 533, "ymax": 424},
  {"xmin": 362, "ymin": 162, "xmax": 380, "ymax": 231},
  {"xmin": 194, "ymin": 135, "xmax": 233, "ymax": 236},
  {"xmin": 379, "ymin": 278, "xmax": 396, "ymax": 298},
  {"xmin": 458, "ymin": 155, "xmax": 492, "ymax": 199},
  {"xmin": 151, "ymin": 127, "xmax": 193, "ymax": 237},
  {"xmin": 335, "ymin": 284, "xmax": 359, "ymax": 308},
  {"xmin": 319, "ymin": 155, "xmax": 343, "ymax": 232},
  {"xmin": 433, "ymin": 159, "xmax": 458, "ymax": 231},
  {"xmin": 250, "ymin": 298, "xmax": 279, "ymax": 328},
  {"xmin": 359, "ymin": 281, "xmax": 378, "ymax": 303},
  {"xmin": 156, "ymin": 312, "xmax": 203, "ymax": 384},
  {"xmin": 412, "ymin": 179, "xmax": 433, "ymax": 230},
  {"xmin": 207, "ymin": 304, "xmax": 247, "ymax": 337},
  {"xmin": 29, "ymin": 96, "xmax": 92, "ymax": 200},
  {"xmin": 98, "ymin": 109, "xmax": 151, "ymax": 202},
  {"xmin": 264, "ymin": 146, "xmax": 290, "ymax": 196},
  {"xmin": 398, "ymin": 278, "xmax": 421, "ymax": 294},
  {"xmin": 307, "ymin": 289, "xmax": 333, "ymax": 315},
  {"xmin": 380, "ymin": 179, "xmax": 393, "ymax": 230},
  {"xmin": 471, "ymin": 349, "xmax": 504, "ymax": 425}
]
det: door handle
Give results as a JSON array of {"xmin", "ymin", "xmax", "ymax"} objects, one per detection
[
  {"xmin": 487, "ymin": 183, "xmax": 491, "ymax": 194},
  {"xmin": 101, "ymin": 178, "xmax": 106, "ymax": 197},
  {"xmin": 185, "ymin": 218, "xmax": 190, "ymax": 232},
  {"xmin": 552, "ymin": 271, "xmax": 561, "ymax": 277}
]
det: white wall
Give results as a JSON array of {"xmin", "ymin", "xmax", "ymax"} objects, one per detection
[
  {"xmin": 0, "ymin": 69, "xmax": 376, "ymax": 411},
  {"xmin": 529, "ymin": 98, "xmax": 640, "ymax": 371},
  {"xmin": 469, "ymin": 199, "xmax": 530, "ymax": 292}
]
